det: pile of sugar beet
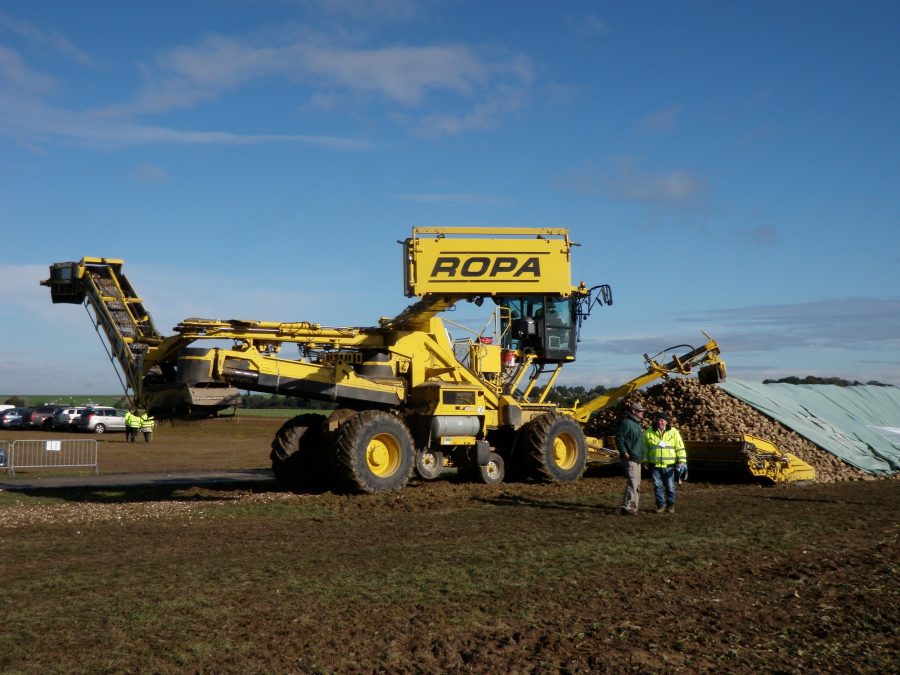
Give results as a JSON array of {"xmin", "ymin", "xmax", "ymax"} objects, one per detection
[{"xmin": 585, "ymin": 378, "xmax": 870, "ymax": 482}]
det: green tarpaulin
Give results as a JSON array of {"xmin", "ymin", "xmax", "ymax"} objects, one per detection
[{"xmin": 718, "ymin": 381, "xmax": 900, "ymax": 476}]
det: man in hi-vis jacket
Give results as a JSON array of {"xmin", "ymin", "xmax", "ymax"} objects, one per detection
[{"xmin": 643, "ymin": 411, "xmax": 686, "ymax": 514}]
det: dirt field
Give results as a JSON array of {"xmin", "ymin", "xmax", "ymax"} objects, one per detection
[{"xmin": 1, "ymin": 420, "xmax": 898, "ymax": 673}]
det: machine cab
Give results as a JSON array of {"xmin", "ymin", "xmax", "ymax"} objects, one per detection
[{"xmin": 500, "ymin": 295, "xmax": 577, "ymax": 361}]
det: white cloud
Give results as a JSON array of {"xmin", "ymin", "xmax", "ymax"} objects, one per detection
[
  {"xmin": 0, "ymin": 264, "xmax": 66, "ymax": 321},
  {"xmin": 687, "ymin": 298, "xmax": 900, "ymax": 348},
  {"xmin": 303, "ymin": 90, "xmax": 343, "ymax": 111},
  {"xmin": 569, "ymin": 297, "xmax": 900, "ymax": 387},
  {"xmin": 1, "ymin": 12, "xmax": 537, "ymax": 151},
  {"xmin": 557, "ymin": 159, "xmax": 711, "ymax": 215},
  {"xmin": 102, "ymin": 36, "xmax": 512, "ymax": 118},
  {"xmin": 101, "ymin": 35, "xmax": 283, "ymax": 117},
  {"xmin": 414, "ymin": 82, "xmax": 528, "ymax": 138},
  {"xmin": 93, "ymin": 32, "xmax": 533, "ymax": 139},
  {"xmin": 308, "ymin": 44, "xmax": 490, "ymax": 105},
  {"xmin": 0, "ymin": 9, "xmax": 98, "ymax": 67},
  {"xmin": 565, "ymin": 14, "xmax": 610, "ymax": 39},
  {"xmin": 133, "ymin": 163, "xmax": 168, "ymax": 183},
  {"xmin": 0, "ymin": 44, "xmax": 55, "ymax": 93},
  {"xmin": 640, "ymin": 105, "xmax": 681, "ymax": 132},
  {"xmin": 0, "ymin": 93, "xmax": 373, "ymax": 149}
]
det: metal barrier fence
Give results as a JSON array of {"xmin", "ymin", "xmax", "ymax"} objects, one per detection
[
  {"xmin": 5, "ymin": 439, "xmax": 99, "ymax": 477},
  {"xmin": 0, "ymin": 440, "xmax": 9, "ymax": 471}
]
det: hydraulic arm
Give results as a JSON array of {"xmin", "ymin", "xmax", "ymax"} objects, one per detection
[{"xmin": 570, "ymin": 335, "xmax": 727, "ymax": 424}]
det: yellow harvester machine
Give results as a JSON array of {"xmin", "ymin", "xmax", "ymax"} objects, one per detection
[{"xmin": 43, "ymin": 227, "xmax": 736, "ymax": 493}]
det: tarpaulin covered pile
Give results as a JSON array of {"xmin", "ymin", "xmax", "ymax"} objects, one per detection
[{"xmin": 719, "ymin": 381, "xmax": 900, "ymax": 476}]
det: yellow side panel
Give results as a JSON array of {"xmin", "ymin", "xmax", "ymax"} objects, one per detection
[
  {"xmin": 742, "ymin": 434, "xmax": 779, "ymax": 454},
  {"xmin": 472, "ymin": 343, "xmax": 502, "ymax": 373},
  {"xmin": 782, "ymin": 453, "xmax": 817, "ymax": 482},
  {"xmin": 404, "ymin": 229, "xmax": 575, "ymax": 297},
  {"xmin": 439, "ymin": 436, "xmax": 478, "ymax": 446}
]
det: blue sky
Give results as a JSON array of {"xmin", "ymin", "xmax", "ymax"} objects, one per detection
[{"xmin": 1, "ymin": 0, "xmax": 898, "ymax": 397}]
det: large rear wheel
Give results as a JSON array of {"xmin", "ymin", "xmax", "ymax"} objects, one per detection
[
  {"xmin": 334, "ymin": 410, "xmax": 413, "ymax": 493},
  {"xmin": 270, "ymin": 413, "xmax": 328, "ymax": 491},
  {"xmin": 518, "ymin": 413, "xmax": 587, "ymax": 483}
]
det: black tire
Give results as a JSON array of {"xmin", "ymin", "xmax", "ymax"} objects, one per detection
[
  {"xmin": 517, "ymin": 413, "xmax": 587, "ymax": 483},
  {"xmin": 93, "ymin": 423, "xmax": 106, "ymax": 434},
  {"xmin": 415, "ymin": 448, "xmax": 444, "ymax": 480},
  {"xmin": 270, "ymin": 413, "xmax": 329, "ymax": 491},
  {"xmin": 327, "ymin": 407, "xmax": 359, "ymax": 428},
  {"xmin": 476, "ymin": 452, "xmax": 505, "ymax": 485},
  {"xmin": 333, "ymin": 410, "xmax": 413, "ymax": 494}
]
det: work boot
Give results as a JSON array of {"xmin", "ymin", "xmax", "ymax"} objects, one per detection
[
  {"xmin": 655, "ymin": 505, "xmax": 665, "ymax": 514},
  {"xmin": 666, "ymin": 504, "xmax": 675, "ymax": 514},
  {"xmin": 620, "ymin": 507, "xmax": 637, "ymax": 516}
]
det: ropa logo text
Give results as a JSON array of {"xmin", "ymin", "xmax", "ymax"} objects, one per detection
[{"xmin": 430, "ymin": 256, "xmax": 541, "ymax": 278}]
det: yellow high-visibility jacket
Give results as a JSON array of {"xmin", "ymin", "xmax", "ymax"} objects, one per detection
[
  {"xmin": 125, "ymin": 411, "xmax": 142, "ymax": 429},
  {"xmin": 643, "ymin": 427, "xmax": 686, "ymax": 467}
]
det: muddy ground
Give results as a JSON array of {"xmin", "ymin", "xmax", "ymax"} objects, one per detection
[{"xmin": 1, "ymin": 420, "xmax": 898, "ymax": 672}]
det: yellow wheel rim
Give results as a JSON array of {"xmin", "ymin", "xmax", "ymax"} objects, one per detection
[
  {"xmin": 551, "ymin": 433, "xmax": 577, "ymax": 470},
  {"xmin": 366, "ymin": 433, "xmax": 401, "ymax": 477}
]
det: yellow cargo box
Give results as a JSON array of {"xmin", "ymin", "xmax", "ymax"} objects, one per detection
[{"xmin": 403, "ymin": 227, "xmax": 579, "ymax": 297}]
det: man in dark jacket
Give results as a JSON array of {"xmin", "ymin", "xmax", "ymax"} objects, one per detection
[{"xmin": 615, "ymin": 401, "xmax": 646, "ymax": 515}]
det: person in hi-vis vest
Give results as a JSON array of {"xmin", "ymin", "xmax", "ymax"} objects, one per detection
[{"xmin": 643, "ymin": 411, "xmax": 686, "ymax": 514}]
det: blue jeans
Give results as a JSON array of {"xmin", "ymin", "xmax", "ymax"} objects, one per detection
[{"xmin": 651, "ymin": 465, "xmax": 676, "ymax": 507}]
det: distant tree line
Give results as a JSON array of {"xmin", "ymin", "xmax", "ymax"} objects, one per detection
[
  {"xmin": 2, "ymin": 394, "xmax": 337, "ymax": 409},
  {"xmin": 762, "ymin": 376, "xmax": 893, "ymax": 387},
  {"xmin": 3, "ymin": 395, "xmax": 132, "ymax": 408},
  {"xmin": 544, "ymin": 384, "xmax": 614, "ymax": 407}
]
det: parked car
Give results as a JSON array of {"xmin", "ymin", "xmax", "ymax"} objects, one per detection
[
  {"xmin": 51, "ymin": 406, "xmax": 87, "ymax": 430},
  {"xmin": 0, "ymin": 407, "xmax": 31, "ymax": 429},
  {"xmin": 74, "ymin": 407, "xmax": 127, "ymax": 434},
  {"xmin": 23, "ymin": 404, "xmax": 65, "ymax": 430}
]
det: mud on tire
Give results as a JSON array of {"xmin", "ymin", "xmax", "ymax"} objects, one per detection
[
  {"xmin": 415, "ymin": 448, "xmax": 444, "ymax": 480},
  {"xmin": 477, "ymin": 451, "xmax": 505, "ymax": 485},
  {"xmin": 270, "ymin": 413, "xmax": 329, "ymax": 491},
  {"xmin": 517, "ymin": 412, "xmax": 587, "ymax": 483},
  {"xmin": 333, "ymin": 410, "xmax": 414, "ymax": 494}
]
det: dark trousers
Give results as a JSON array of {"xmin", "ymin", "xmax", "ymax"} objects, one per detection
[{"xmin": 651, "ymin": 465, "xmax": 676, "ymax": 507}]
